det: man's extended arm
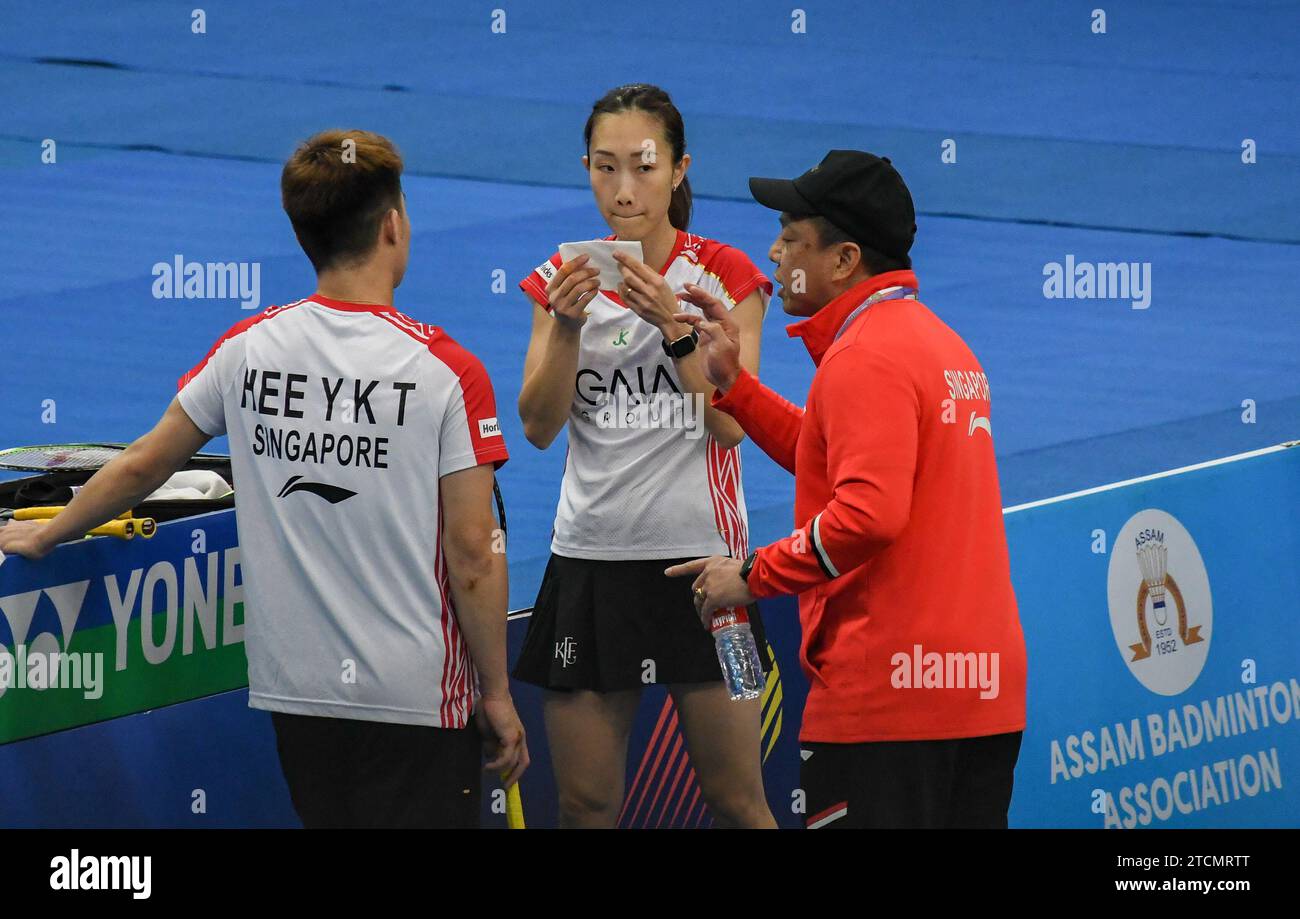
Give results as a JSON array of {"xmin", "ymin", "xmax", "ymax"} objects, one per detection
[
  {"xmin": 0, "ymin": 399, "xmax": 211, "ymax": 558},
  {"xmin": 711, "ymin": 367, "xmax": 805, "ymax": 474},
  {"xmin": 747, "ymin": 347, "xmax": 919, "ymax": 597},
  {"xmin": 675, "ymin": 283, "xmax": 804, "ymax": 474}
]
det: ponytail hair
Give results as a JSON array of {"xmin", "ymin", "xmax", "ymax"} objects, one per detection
[
  {"xmin": 669, "ymin": 176, "xmax": 693, "ymax": 232},
  {"xmin": 584, "ymin": 83, "xmax": 692, "ymax": 231}
]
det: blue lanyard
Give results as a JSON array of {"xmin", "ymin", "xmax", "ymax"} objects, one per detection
[{"xmin": 833, "ymin": 286, "xmax": 917, "ymax": 342}]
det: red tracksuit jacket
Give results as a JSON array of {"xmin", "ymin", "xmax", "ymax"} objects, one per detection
[{"xmin": 713, "ymin": 270, "xmax": 1027, "ymax": 742}]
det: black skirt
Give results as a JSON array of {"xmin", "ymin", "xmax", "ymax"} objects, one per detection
[{"xmin": 512, "ymin": 552, "xmax": 772, "ymax": 692}]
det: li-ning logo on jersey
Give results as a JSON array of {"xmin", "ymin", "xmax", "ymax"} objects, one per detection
[
  {"xmin": 276, "ymin": 475, "xmax": 357, "ymax": 504},
  {"xmin": 478, "ymin": 417, "xmax": 502, "ymax": 438},
  {"xmin": 968, "ymin": 413, "xmax": 992, "ymax": 437}
]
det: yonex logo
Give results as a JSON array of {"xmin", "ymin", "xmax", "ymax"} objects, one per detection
[
  {"xmin": 0, "ymin": 580, "xmax": 103, "ymax": 701},
  {"xmin": 479, "ymin": 417, "xmax": 502, "ymax": 438}
]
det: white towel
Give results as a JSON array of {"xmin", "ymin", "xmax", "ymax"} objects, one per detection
[
  {"xmin": 139, "ymin": 470, "xmax": 234, "ymax": 501},
  {"xmin": 70, "ymin": 470, "xmax": 231, "ymax": 501}
]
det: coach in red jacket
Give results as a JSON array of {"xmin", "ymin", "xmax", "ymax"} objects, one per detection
[{"xmin": 667, "ymin": 151, "xmax": 1027, "ymax": 829}]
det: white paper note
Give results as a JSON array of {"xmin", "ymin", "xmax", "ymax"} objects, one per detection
[{"xmin": 558, "ymin": 239, "xmax": 644, "ymax": 292}]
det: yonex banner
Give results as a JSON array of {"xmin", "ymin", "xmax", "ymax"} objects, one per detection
[{"xmin": 0, "ymin": 511, "xmax": 246, "ymax": 746}]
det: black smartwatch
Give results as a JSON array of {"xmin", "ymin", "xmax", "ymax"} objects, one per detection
[
  {"xmin": 661, "ymin": 327, "xmax": 699, "ymax": 359},
  {"xmin": 738, "ymin": 550, "xmax": 758, "ymax": 585}
]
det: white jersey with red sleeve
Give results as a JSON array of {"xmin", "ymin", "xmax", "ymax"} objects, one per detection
[
  {"xmin": 519, "ymin": 230, "xmax": 771, "ymax": 561},
  {"xmin": 175, "ymin": 294, "xmax": 508, "ymax": 728}
]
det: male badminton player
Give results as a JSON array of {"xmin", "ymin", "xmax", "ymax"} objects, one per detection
[
  {"xmin": 0, "ymin": 129, "xmax": 528, "ymax": 828},
  {"xmin": 667, "ymin": 151, "xmax": 1027, "ymax": 828}
]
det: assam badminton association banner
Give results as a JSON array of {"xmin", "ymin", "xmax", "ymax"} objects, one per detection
[
  {"xmin": 1, "ymin": 442, "xmax": 1297, "ymax": 827},
  {"xmin": 1006, "ymin": 443, "xmax": 1300, "ymax": 828}
]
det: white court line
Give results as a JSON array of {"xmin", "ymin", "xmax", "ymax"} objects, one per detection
[{"xmin": 1002, "ymin": 440, "xmax": 1297, "ymax": 515}]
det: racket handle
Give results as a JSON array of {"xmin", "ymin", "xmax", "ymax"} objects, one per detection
[
  {"xmin": 33, "ymin": 518, "xmax": 136, "ymax": 540},
  {"xmin": 502, "ymin": 774, "xmax": 525, "ymax": 830},
  {"xmin": 85, "ymin": 519, "xmax": 136, "ymax": 539},
  {"xmin": 16, "ymin": 506, "xmax": 132, "ymax": 521}
]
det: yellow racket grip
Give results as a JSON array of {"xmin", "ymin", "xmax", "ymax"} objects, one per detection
[
  {"xmin": 16, "ymin": 506, "xmax": 132, "ymax": 521},
  {"xmin": 85, "ymin": 519, "xmax": 136, "ymax": 539},
  {"xmin": 502, "ymin": 774, "xmax": 525, "ymax": 830},
  {"xmin": 33, "ymin": 518, "xmax": 142, "ymax": 540}
]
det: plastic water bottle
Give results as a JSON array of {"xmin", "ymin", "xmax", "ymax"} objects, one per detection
[{"xmin": 711, "ymin": 607, "xmax": 766, "ymax": 701}]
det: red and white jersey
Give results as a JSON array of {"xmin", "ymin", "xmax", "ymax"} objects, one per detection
[
  {"xmin": 176, "ymin": 294, "xmax": 508, "ymax": 728},
  {"xmin": 520, "ymin": 230, "xmax": 771, "ymax": 560}
]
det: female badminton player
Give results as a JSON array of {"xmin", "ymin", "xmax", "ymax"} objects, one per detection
[{"xmin": 513, "ymin": 83, "xmax": 776, "ymax": 828}]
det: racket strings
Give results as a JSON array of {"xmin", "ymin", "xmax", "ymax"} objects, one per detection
[{"xmin": 0, "ymin": 444, "xmax": 125, "ymax": 471}]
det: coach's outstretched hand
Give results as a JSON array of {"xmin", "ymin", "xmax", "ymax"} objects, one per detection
[
  {"xmin": 476, "ymin": 693, "xmax": 529, "ymax": 787},
  {"xmin": 665, "ymin": 555, "xmax": 755, "ymax": 624},
  {"xmin": 673, "ymin": 284, "xmax": 742, "ymax": 392}
]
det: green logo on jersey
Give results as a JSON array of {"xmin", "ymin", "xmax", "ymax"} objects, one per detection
[{"xmin": 612, "ymin": 329, "xmax": 630, "ymax": 347}]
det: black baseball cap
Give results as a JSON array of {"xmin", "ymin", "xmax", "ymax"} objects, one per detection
[{"xmin": 748, "ymin": 150, "xmax": 916, "ymax": 261}]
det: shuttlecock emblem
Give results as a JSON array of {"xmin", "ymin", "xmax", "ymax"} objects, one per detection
[{"xmin": 1136, "ymin": 534, "xmax": 1169, "ymax": 626}]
